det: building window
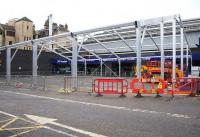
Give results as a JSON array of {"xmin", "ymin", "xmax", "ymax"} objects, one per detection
[
  {"xmin": 6, "ymin": 31, "xmax": 15, "ymax": 36},
  {"xmin": 9, "ymin": 41, "xmax": 12, "ymax": 45},
  {"xmin": 27, "ymin": 26, "xmax": 29, "ymax": 30},
  {"xmin": 24, "ymin": 36, "xmax": 26, "ymax": 41}
]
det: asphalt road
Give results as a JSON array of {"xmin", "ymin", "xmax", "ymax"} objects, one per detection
[{"xmin": 0, "ymin": 89, "xmax": 200, "ymax": 137}]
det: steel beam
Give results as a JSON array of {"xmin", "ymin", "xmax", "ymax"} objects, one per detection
[
  {"xmin": 79, "ymin": 45, "xmax": 101, "ymax": 60},
  {"xmin": 37, "ymin": 46, "xmax": 43, "ymax": 59},
  {"xmin": 72, "ymin": 39, "xmax": 78, "ymax": 77},
  {"xmin": 0, "ymin": 14, "xmax": 180, "ymax": 52},
  {"xmin": 186, "ymin": 43, "xmax": 189, "ymax": 68},
  {"xmin": 136, "ymin": 21, "xmax": 142, "ymax": 78},
  {"xmin": 83, "ymin": 54, "xmax": 188, "ymax": 62},
  {"xmin": 49, "ymin": 14, "xmax": 53, "ymax": 36},
  {"xmin": 146, "ymin": 30, "xmax": 160, "ymax": 50},
  {"xmin": 51, "ymin": 41, "xmax": 86, "ymax": 60},
  {"xmin": 43, "ymin": 46, "xmax": 71, "ymax": 60},
  {"xmin": 100, "ymin": 59, "xmax": 103, "ymax": 77},
  {"xmin": 160, "ymin": 21, "xmax": 165, "ymax": 79},
  {"xmin": 84, "ymin": 60, "xmax": 87, "ymax": 76},
  {"xmin": 141, "ymin": 28, "xmax": 146, "ymax": 44},
  {"xmin": 48, "ymin": 14, "xmax": 53, "ymax": 50},
  {"xmin": 140, "ymin": 14, "xmax": 179, "ymax": 26},
  {"xmin": 11, "ymin": 49, "xmax": 18, "ymax": 62},
  {"xmin": 32, "ymin": 42, "xmax": 38, "ymax": 86},
  {"xmin": 6, "ymin": 47, "xmax": 11, "ymax": 84},
  {"xmin": 118, "ymin": 59, "xmax": 121, "ymax": 77},
  {"xmin": 172, "ymin": 19, "xmax": 176, "ymax": 82},
  {"xmin": 87, "ymin": 34, "xmax": 120, "ymax": 59},
  {"xmin": 113, "ymin": 29, "xmax": 135, "ymax": 51},
  {"xmin": 180, "ymin": 27, "xmax": 184, "ymax": 72}
]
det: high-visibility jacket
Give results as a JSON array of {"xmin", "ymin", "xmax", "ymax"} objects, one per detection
[{"xmin": 158, "ymin": 82, "xmax": 162, "ymax": 89}]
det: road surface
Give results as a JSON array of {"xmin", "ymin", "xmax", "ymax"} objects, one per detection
[{"xmin": 0, "ymin": 89, "xmax": 200, "ymax": 137}]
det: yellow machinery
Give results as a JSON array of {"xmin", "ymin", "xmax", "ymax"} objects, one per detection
[{"xmin": 134, "ymin": 60, "xmax": 184, "ymax": 82}]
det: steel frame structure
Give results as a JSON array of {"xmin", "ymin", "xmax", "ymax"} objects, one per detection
[{"xmin": 0, "ymin": 14, "xmax": 191, "ymax": 87}]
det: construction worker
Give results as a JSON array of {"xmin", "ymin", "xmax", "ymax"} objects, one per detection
[{"xmin": 156, "ymin": 80, "xmax": 162, "ymax": 97}]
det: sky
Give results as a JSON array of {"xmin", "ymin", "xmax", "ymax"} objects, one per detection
[{"xmin": 1, "ymin": 0, "xmax": 200, "ymax": 31}]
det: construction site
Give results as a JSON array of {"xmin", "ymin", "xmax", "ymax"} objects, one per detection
[{"xmin": 0, "ymin": 14, "xmax": 200, "ymax": 137}]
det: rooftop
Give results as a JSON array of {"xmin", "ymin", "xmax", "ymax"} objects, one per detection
[
  {"xmin": 16, "ymin": 17, "xmax": 33, "ymax": 23},
  {"xmin": 83, "ymin": 17, "xmax": 200, "ymax": 44}
]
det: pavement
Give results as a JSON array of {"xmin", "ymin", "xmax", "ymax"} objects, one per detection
[{"xmin": 0, "ymin": 88, "xmax": 200, "ymax": 137}]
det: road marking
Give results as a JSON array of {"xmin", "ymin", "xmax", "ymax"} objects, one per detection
[
  {"xmin": 44, "ymin": 126, "xmax": 77, "ymax": 137},
  {"xmin": 0, "ymin": 111, "xmax": 44, "ymax": 137},
  {"xmin": 9, "ymin": 128, "xmax": 39, "ymax": 137},
  {"xmin": 0, "ymin": 118, "xmax": 15, "ymax": 123},
  {"xmin": 0, "ymin": 90, "xmax": 191, "ymax": 119},
  {"xmin": 0, "ymin": 110, "xmax": 76, "ymax": 137},
  {"xmin": 3, "ymin": 125, "xmax": 43, "ymax": 131},
  {"xmin": 25, "ymin": 114, "xmax": 108, "ymax": 137},
  {"xmin": 0, "ymin": 110, "xmax": 16, "ymax": 118},
  {"xmin": 1, "ymin": 117, "xmax": 17, "ymax": 129}
]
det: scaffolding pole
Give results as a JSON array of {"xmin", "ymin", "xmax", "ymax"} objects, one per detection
[
  {"xmin": 136, "ymin": 21, "xmax": 141, "ymax": 78},
  {"xmin": 160, "ymin": 21, "xmax": 164, "ymax": 79},
  {"xmin": 6, "ymin": 47, "xmax": 11, "ymax": 84},
  {"xmin": 32, "ymin": 42, "xmax": 38, "ymax": 86}
]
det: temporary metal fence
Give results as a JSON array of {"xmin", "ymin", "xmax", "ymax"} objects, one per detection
[
  {"xmin": 0, "ymin": 75, "xmax": 45, "ymax": 90},
  {"xmin": 1, "ymin": 75, "xmax": 199, "ymax": 97},
  {"xmin": 64, "ymin": 76, "xmax": 94, "ymax": 93}
]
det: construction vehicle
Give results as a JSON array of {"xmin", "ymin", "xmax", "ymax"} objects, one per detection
[{"xmin": 134, "ymin": 60, "xmax": 184, "ymax": 82}]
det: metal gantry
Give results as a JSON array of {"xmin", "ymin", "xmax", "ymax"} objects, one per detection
[{"xmin": 0, "ymin": 14, "xmax": 192, "ymax": 88}]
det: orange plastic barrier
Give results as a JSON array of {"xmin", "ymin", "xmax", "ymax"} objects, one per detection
[
  {"xmin": 168, "ymin": 77, "xmax": 200, "ymax": 95},
  {"xmin": 130, "ymin": 77, "xmax": 165, "ymax": 95},
  {"xmin": 93, "ymin": 78, "xmax": 128, "ymax": 96}
]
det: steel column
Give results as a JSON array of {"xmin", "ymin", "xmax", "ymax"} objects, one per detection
[
  {"xmin": 84, "ymin": 60, "xmax": 87, "ymax": 76},
  {"xmin": 49, "ymin": 14, "xmax": 53, "ymax": 36},
  {"xmin": 186, "ymin": 44, "xmax": 189, "ymax": 69},
  {"xmin": 6, "ymin": 47, "xmax": 11, "ymax": 84},
  {"xmin": 180, "ymin": 27, "xmax": 184, "ymax": 72},
  {"xmin": 100, "ymin": 59, "xmax": 103, "ymax": 77},
  {"xmin": 48, "ymin": 14, "xmax": 53, "ymax": 49},
  {"xmin": 172, "ymin": 19, "xmax": 176, "ymax": 84},
  {"xmin": 136, "ymin": 21, "xmax": 142, "ymax": 78},
  {"xmin": 118, "ymin": 59, "xmax": 121, "ymax": 77},
  {"xmin": 72, "ymin": 39, "xmax": 78, "ymax": 77},
  {"xmin": 190, "ymin": 55, "xmax": 192, "ymax": 74},
  {"xmin": 160, "ymin": 21, "xmax": 164, "ymax": 79},
  {"xmin": 71, "ymin": 38, "xmax": 78, "ymax": 90},
  {"xmin": 32, "ymin": 42, "xmax": 38, "ymax": 86}
]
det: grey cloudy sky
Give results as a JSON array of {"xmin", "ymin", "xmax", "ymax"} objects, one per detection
[{"xmin": 1, "ymin": 0, "xmax": 200, "ymax": 31}]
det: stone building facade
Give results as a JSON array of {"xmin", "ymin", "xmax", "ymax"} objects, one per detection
[{"xmin": 0, "ymin": 17, "xmax": 35, "ymax": 50}]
